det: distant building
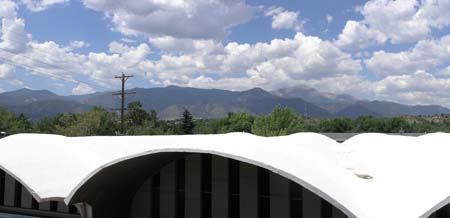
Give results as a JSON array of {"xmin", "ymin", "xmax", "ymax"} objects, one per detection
[{"xmin": 0, "ymin": 133, "xmax": 449, "ymax": 218}]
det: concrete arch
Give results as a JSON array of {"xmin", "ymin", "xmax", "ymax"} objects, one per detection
[
  {"xmin": 0, "ymin": 166, "xmax": 78, "ymax": 217},
  {"xmin": 0, "ymin": 165, "xmax": 48, "ymax": 203},
  {"xmin": 5, "ymin": 133, "xmax": 450, "ymax": 218},
  {"xmin": 65, "ymin": 149, "xmax": 356, "ymax": 218},
  {"xmin": 419, "ymin": 197, "xmax": 450, "ymax": 218}
]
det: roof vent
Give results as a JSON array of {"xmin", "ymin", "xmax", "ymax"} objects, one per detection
[{"xmin": 354, "ymin": 173, "xmax": 373, "ymax": 180}]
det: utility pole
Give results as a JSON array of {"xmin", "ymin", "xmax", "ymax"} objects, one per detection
[
  {"xmin": 113, "ymin": 73, "xmax": 135, "ymax": 135},
  {"xmin": 304, "ymin": 102, "xmax": 308, "ymax": 118}
]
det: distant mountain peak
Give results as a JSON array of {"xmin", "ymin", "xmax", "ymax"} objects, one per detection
[
  {"xmin": 240, "ymin": 87, "xmax": 274, "ymax": 98},
  {"xmin": 0, "ymin": 88, "xmax": 61, "ymax": 106},
  {"xmin": 271, "ymin": 85, "xmax": 358, "ymax": 110},
  {"xmin": 244, "ymin": 87, "xmax": 268, "ymax": 93},
  {"xmin": 6, "ymin": 88, "xmax": 58, "ymax": 95},
  {"xmin": 1, "ymin": 86, "xmax": 449, "ymax": 120},
  {"xmin": 166, "ymin": 85, "xmax": 182, "ymax": 89}
]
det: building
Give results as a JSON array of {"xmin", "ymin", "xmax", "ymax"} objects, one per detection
[{"xmin": 0, "ymin": 133, "xmax": 450, "ymax": 218}]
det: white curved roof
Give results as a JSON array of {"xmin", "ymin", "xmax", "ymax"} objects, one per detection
[{"xmin": 0, "ymin": 133, "xmax": 450, "ymax": 218}]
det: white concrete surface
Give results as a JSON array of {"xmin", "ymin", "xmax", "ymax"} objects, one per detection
[{"xmin": 1, "ymin": 133, "xmax": 450, "ymax": 217}]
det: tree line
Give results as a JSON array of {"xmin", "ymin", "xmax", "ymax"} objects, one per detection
[{"xmin": 1, "ymin": 101, "xmax": 450, "ymax": 137}]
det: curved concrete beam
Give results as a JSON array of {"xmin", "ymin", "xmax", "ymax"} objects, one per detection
[{"xmin": 2, "ymin": 133, "xmax": 450, "ymax": 218}]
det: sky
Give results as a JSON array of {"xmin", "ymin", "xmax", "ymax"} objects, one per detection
[{"xmin": 0, "ymin": 0, "xmax": 449, "ymax": 107}]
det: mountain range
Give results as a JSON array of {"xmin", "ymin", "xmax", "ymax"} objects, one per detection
[{"xmin": 0, "ymin": 86, "xmax": 449, "ymax": 121}]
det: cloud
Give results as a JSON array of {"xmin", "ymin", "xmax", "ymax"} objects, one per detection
[
  {"xmin": 0, "ymin": 0, "xmax": 26, "ymax": 83},
  {"xmin": 0, "ymin": 0, "xmax": 363, "ymax": 97},
  {"xmin": 326, "ymin": 15, "xmax": 333, "ymax": 24},
  {"xmin": 416, "ymin": 0, "xmax": 450, "ymax": 29},
  {"xmin": 82, "ymin": 0, "xmax": 254, "ymax": 40},
  {"xmin": 72, "ymin": 83, "xmax": 94, "ymax": 95},
  {"xmin": 0, "ymin": 18, "xmax": 29, "ymax": 53},
  {"xmin": 69, "ymin": 40, "xmax": 90, "ymax": 49},
  {"xmin": 85, "ymin": 41, "xmax": 151, "ymax": 84},
  {"xmin": 265, "ymin": 7, "xmax": 304, "ymax": 31},
  {"xmin": 120, "ymin": 38, "xmax": 136, "ymax": 43},
  {"xmin": 0, "ymin": 0, "xmax": 17, "ymax": 18},
  {"xmin": 11, "ymin": 40, "xmax": 84, "ymax": 83},
  {"xmin": 143, "ymin": 32, "xmax": 362, "ymax": 92},
  {"xmin": 365, "ymin": 35, "xmax": 450, "ymax": 76},
  {"xmin": 19, "ymin": 40, "xmax": 151, "ymax": 87},
  {"xmin": 439, "ymin": 66, "xmax": 450, "ymax": 76},
  {"xmin": 335, "ymin": 20, "xmax": 387, "ymax": 50},
  {"xmin": 335, "ymin": 0, "xmax": 450, "ymax": 50},
  {"xmin": 20, "ymin": 0, "xmax": 69, "ymax": 12},
  {"xmin": 373, "ymin": 70, "xmax": 450, "ymax": 106},
  {"xmin": 0, "ymin": 63, "xmax": 14, "ymax": 78},
  {"xmin": 0, "ymin": 0, "xmax": 29, "ymax": 53},
  {"xmin": 2, "ymin": 0, "xmax": 449, "ymax": 108},
  {"xmin": 0, "ymin": 0, "xmax": 152, "ymax": 90},
  {"xmin": 149, "ymin": 36, "xmax": 221, "ymax": 54}
]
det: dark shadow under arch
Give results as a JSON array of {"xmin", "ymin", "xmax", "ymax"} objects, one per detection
[
  {"xmin": 68, "ymin": 152, "xmax": 187, "ymax": 218},
  {"xmin": 420, "ymin": 196, "xmax": 450, "ymax": 218},
  {"xmin": 67, "ymin": 150, "xmax": 355, "ymax": 218}
]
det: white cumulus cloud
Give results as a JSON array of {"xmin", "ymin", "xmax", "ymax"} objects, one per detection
[
  {"xmin": 0, "ymin": 63, "xmax": 14, "ymax": 78},
  {"xmin": 69, "ymin": 40, "xmax": 90, "ymax": 50},
  {"xmin": 0, "ymin": 0, "xmax": 29, "ymax": 53},
  {"xmin": 82, "ymin": 0, "xmax": 254, "ymax": 40},
  {"xmin": 21, "ymin": 0, "xmax": 69, "ymax": 12},
  {"xmin": 265, "ymin": 7, "xmax": 304, "ymax": 31},
  {"xmin": 72, "ymin": 83, "xmax": 94, "ymax": 95},
  {"xmin": 373, "ymin": 70, "xmax": 450, "ymax": 106},
  {"xmin": 336, "ymin": 0, "xmax": 450, "ymax": 50},
  {"xmin": 0, "ymin": 0, "xmax": 17, "ymax": 18},
  {"xmin": 335, "ymin": 20, "xmax": 387, "ymax": 50},
  {"xmin": 143, "ymin": 32, "xmax": 362, "ymax": 93},
  {"xmin": 365, "ymin": 35, "xmax": 450, "ymax": 76}
]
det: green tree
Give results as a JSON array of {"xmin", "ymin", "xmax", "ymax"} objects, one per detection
[
  {"xmin": 128, "ymin": 119, "xmax": 166, "ymax": 135},
  {"xmin": 385, "ymin": 117, "xmax": 409, "ymax": 133},
  {"xmin": 149, "ymin": 109, "xmax": 158, "ymax": 124},
  {"xmin": 0, "ymin": 109, "xmax": 33, "ymax": 134},
  {"xmin": 56, "ymin": 107, "xmax": 118, "ymax": 136},
  {"xmin": 319, "ymin": 118, "xmax": 354, "ymax": 133},
  {"xmin": 181, "ymin": 109, "xmax": 195, "ymax": 134},
  {"xmin": 251, "ymin": 105, "xmax": 304, "ymax": 136},
  {"xmin": 53, "ymin": 113, "xmax": 79, "ymax": 135},
  {"xmin": 220, "ymin": 112, "xmax": 255, "ymax": 133},
  {"xmin": 128, "ymin": 109, "xmax": 164, "ymax": 135},
  {"xmin": 194, "ymin": 119, "xmax": 223, "ymax": 134},
  {"xmin": 127, "ymin": 101, "xmax": 150, "ymax": 126},
  {"xmin": 35, "ymin": 117, "xmax": 56, "ymax": 133}
]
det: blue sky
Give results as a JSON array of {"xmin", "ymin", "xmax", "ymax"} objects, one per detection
[{"xmin": 0, "ymin": 0, "xmax": 449, "ymax": 107}]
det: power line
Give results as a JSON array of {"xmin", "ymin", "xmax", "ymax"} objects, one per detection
[
  {"xmin": 0, "ymin": 48, "xmax": 110, "ymax": 92},
  {"xmin": 0, "ymin": 27, "xmax": 145, "ymax": 94},
  {"xmin": 0, "ymin": 29, "xmax": 141, "ymax": 95},
  {"xmin": 0, "ymin": 56, "xmax": 76, "ymax": 83},
  {"xmin": 113, "ymin": 73, "xmax": 135, "ymax": 135},
  {"xmin": 0, "ymin": 28, "xmax": 112, "ymax": 92}
]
